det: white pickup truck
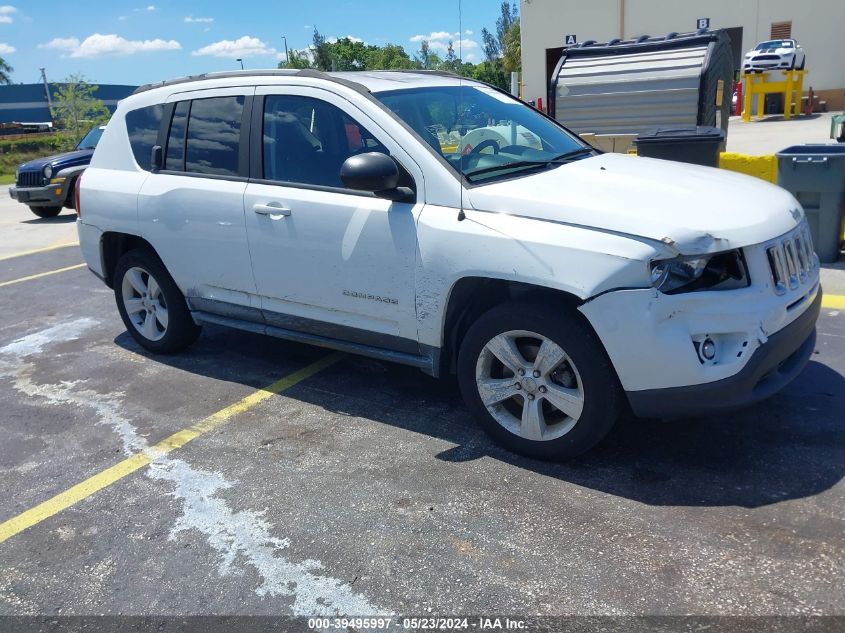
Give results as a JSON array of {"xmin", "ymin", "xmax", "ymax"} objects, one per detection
[{"xmin": 76, "ymin": 70, "xmax": 821, "ymax": 460}]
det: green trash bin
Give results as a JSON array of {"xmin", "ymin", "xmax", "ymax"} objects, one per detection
[{"xmin": 776, "ymin": 144, "xmax": 845, "ymax": 263}]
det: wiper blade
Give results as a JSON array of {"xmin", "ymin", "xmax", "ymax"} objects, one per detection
[
  {"xmin": 548, "ymin": 147, "xmax": 594, "ymax": 161},
  {"xmin": 463, "ymin": 147, "xmax": 594, "ymax": 180}
]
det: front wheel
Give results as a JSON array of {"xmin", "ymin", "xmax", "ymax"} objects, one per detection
[
  {"xmin": 113, "ymin": 249, "xmax": 200, "ymax": 353},
  {"xmin": 29, "ymin": 205, "xmax": 62, "ymax": 218},
  {"xmin": 457, "ymin": 303, "xmax": 622, "ymax": 461}
]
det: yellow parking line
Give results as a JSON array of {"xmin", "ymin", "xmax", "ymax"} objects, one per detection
[
  {"xmin": 0, "ymin": 352, "xmax": 341, "ymax": 544},
  {"xmin": 0, "ymin": 242, "xmax": 79, "ymax": 262},
  {"xmin": 822, "ymin": 294, "xmax": 845, "ymax": 310},
  {"xmin": 0, "ymin": 263, "xmax": 86, "ymax": 288}
]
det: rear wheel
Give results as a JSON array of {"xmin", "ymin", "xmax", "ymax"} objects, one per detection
[
  {"xmin": 113, "ymin": 249, "xmax": 200, "ymax": 353},
  {"xmin": 458, "ymin": 302, "xmax": 622, "ymax": 461},
  {"xmin": 29, "ymin": 205, "xmax": 62, "ymax": 218}
]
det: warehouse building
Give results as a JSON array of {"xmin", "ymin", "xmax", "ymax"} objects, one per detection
[
  {"xmin": 520, "ymin": 0, "xmax": 844, "ymax": 112},
  {"xmin": 0, "ymin": 83, "xmax": 136, "ymax": 125}
]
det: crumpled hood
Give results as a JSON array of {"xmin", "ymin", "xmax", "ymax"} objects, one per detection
[
  {"xmin": 19, "ymin": 149, "xmax": 94, "ymax": 172},
  {"xmin": 467, "ymin": 153, "xmax": 801, "ymax": 255}
]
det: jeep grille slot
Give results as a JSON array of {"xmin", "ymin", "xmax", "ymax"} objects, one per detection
[
  {"xmin": 766, "ymin": 221, "xmax": 818, "ymax": 295},
  {"xmin": 16, "ymin": 170, "xmax": 42, "ymax": 187}
]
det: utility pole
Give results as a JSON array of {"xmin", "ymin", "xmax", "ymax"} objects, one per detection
[
  {"xmin": 281, "ymin": 36, "xmax": 289, "ymax": 65},
  {"xmin": 40, "ymin": 67, "xmax": 54, "ymax": 121},
  {"xmin": 236, "ymin": 58, "xmax": 244, "ymax": 70}
]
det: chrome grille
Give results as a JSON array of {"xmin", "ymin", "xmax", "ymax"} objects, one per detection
[
  {"xmin": 766, "ymin": 222, "xmax": 818, "ymax": 295},
  {"xmin": 16, "ymin": 170, "xmax": 43, "ymax": 187}
]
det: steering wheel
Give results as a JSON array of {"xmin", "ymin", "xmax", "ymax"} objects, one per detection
[{"xmin": 470, "ymin": 139, "xmax": 500, "ymax": 154}]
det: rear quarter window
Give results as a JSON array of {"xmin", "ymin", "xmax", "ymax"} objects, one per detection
[{"xmin": 125, "ymin": 104, "xmax": 164, "ymax": 171}]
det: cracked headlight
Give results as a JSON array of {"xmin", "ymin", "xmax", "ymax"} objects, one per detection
[{"xmin": 650, "ymin": 250, "xmax": 749, "ymax": 294}]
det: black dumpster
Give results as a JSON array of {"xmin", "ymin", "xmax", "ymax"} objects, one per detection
[
  {"xmin": 634, "ymin": 126, "xmax": 726, "ymax": 167},
  {"xmin": 777, "ymin": 144, "xmax": 845, "ymax": 263}
]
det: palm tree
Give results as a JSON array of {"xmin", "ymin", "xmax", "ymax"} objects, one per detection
[{"xmin": 0, "ymin": 57, "xmax": 12, "ymax": 84}]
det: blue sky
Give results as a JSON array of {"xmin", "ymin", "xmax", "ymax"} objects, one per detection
[{"xmin": 0, "ymin": 1, "xmax": 502, "ymax": 86}]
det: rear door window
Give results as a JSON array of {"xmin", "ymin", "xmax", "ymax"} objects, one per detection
[
  {"xmin": 125, "ymin": 104, "xmax": 163, "ymax": 171},
  {"xmin": 184, "ymin": 96, "xmax": 244, "ymax": 176}
]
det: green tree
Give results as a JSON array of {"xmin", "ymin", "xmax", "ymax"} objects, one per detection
[
  {"xmin": 0, "ymin": 56, "xmax": 12, "ymax": 85},
  {"xmin": 278, "ymin": 49, "xmax": 313, "ymax": 69},
  {"xmin": 52, "ymin": 74, "xmax": 110, "ymax": 144},
  {"xmin": 440, "ymin": 40, "xmax": 462, "ymax": 74},
  {"xmin": 366, "ymin": 43, "xmax": 415, "ymax": 70},
  {"xmin": 503, "ymin": 22, "xmax": 521, "ymax": 73},
  {"xmin": 311, "ymin": 28, "xmax": 333, "ymax": 71},
  {"xmin": 471, "ymin": 61, "xmax": 509, "ymax": 90},
  {"xmin": 415, "ymin": 40, "xmax": 441, "ymax": 70},
  {"xmin": 328, "ymin": 37, "xmax": 373, "ymax": 71},
  {"xmin": 481, "ymin": 28, "xmax": 499, "ymax": 62},
  {"xmin": 496, "ymin": 1, "xmax": 519, "ymax": 54}
]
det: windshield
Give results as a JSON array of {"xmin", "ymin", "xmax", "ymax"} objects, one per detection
[
  {"xmin": 756, "ymin": 40, "xmax": 793, "ymax": 49},
  {"xmin": 374, "ymin": 85, "xmax": 591, "ymax": 183},
  {"xmin": 76, "ymin": 126, "xmax": 104, "ymax": 150}
]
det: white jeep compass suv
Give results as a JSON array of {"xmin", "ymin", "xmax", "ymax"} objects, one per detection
[{"xmin": 77, "ymin": 70, "xmax": 822, "ymax": 460}]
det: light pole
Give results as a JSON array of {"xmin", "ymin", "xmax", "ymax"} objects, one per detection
[
  {"xmin": 281, "ymin": 36, "xmax": 289, "ymax": 65},
  {"xmin": 236, "ymin": 58, "xmax": 244, "ymax": 70}
]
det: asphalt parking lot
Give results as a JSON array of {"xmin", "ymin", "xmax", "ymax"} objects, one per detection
[{"xmin": 0, "ymin": 194, "xmax": 844, "ymax": 619}]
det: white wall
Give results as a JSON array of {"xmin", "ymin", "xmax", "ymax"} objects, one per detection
[{"xmin": 520, "ymin": 0, "xmax": 844, "ymax": 105}]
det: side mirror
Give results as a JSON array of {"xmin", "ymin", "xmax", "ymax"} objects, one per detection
[
  {"xmin": 150, "ymin": 145, "xmax": 163, "ymax": 172},
  {"xmin": 339, "ymin": 152, "xmax": 414, "ymax": 202}
]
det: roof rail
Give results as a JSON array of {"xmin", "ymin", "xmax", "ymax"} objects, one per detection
[{"xmin": 129, "ymin": 67, "xmax": 388, "ymax": 96}]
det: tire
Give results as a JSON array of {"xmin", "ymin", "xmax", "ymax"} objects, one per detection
[
  {"xmin": 113, "ymin": 248, "xmax": 200, "ymax": 353},
  {"xmin": 29, "ymin": 205, "xmax": 62, "ymax": 218},
  {"xmin": 457, "ymin": 302, "xmax": 622, "ymax": 461}
]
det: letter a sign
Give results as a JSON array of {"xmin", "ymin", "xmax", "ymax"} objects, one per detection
[{"xmin": 565, "ymin": 34, "xmax": 577, "ymax": 46}]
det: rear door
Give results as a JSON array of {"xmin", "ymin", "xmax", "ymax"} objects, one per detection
[{"xmin": 138, "ymin": 87, "xmax": 259, "ymax": 316}]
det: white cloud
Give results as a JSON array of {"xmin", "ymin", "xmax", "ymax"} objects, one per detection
[
  {"xmin": 39, "ymin": 33, "xmax": 181, "ymax": 57},
  {"xmin": 143, "ymin": 4, "xmax": 156, "ymax": 10},
  {"xmin": 0, "ymin": 42, "xmax": 14, "ymax": 53},
  {"xmin": 426, "ymin": 38, "xmax": 478, "ymax": 53},
  {"xmin": 184, "ymin": 16, "xmax": 214, "ymax": 23},
  {"xmin": 192, "ymin": 35, "xmax": 277, "ymax": 58},
  {"xmin": 325, "ymin": 35, "xmax": 365, "ymax": 44},
  {"xmin": 410, "ymin": 30, "xmax": 459, "ymax": 43},
  {"xmin": 303, "ymin": 24, "xmax": 311, "ymax": 29},
  {"xmin": 0, "ymin": 5, "xmax": 17, "ymax": 23},
  {"xmin": 38, "ymin": 37, "xmax": 80, "ymax": 51},
  {"xmin": 465, "ymin": 29, "xmax": 473, "ymax": 35},
  {"xmin": 118, "ymin": 15, "xmax": 127, "ymax": 20}
]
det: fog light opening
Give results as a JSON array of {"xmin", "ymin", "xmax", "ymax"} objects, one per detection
[{"xmin": 701, "ymin": 337, "xmax": 717, "ymax": 362}]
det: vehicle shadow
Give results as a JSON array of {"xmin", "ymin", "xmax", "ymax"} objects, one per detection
[
  {"xmin": 22, "ymin": 212, "xmax": 78, "ymax": 225},
  {"xmin": 115, "ymin": 325, "xmax": 845, "ymax": 509}
]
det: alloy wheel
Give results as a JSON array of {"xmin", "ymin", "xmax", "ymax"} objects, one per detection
[
  {"xmin": 475, "ymin": 329, "xmax": 584, "ymax": 441},
  {"xmin": 121, "ymin": 266, "xmax": 169, "ymax": 342}
]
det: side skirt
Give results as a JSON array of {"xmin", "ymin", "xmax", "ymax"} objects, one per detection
[{"xmin": 191, "ymin": 310, "xmax": 440, "ymax": 376}]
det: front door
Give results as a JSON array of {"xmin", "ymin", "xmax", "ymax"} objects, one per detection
[{"xmin": 243, "ymin": 87, "xmax": 423, "ymax": 352}]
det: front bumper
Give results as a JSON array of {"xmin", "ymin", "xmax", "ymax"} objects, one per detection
[
  {"xmin": 9, "ymin": 183, "xmax": 66, "ymax": 207},
  {"xmin": 743, "ymin": 55, "xmax": 795, "ymax": 72},
  {"xmin": 626, "ymin": 289, "xmax": 820, "ymax": 418}
]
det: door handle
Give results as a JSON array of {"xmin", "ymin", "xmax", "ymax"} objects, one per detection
[{"xmin": 253, "ymin": 203, "xmax": 291, "ymax": 217}]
